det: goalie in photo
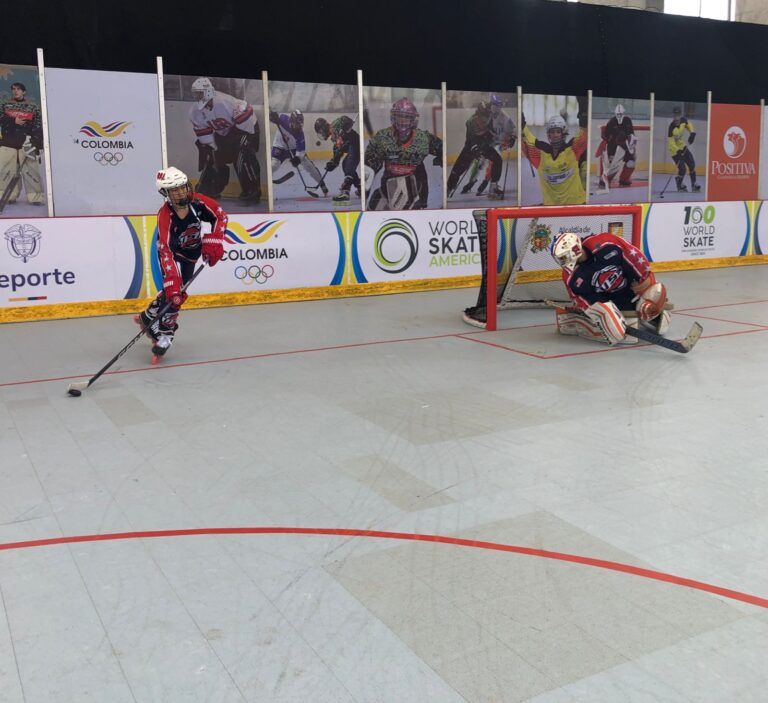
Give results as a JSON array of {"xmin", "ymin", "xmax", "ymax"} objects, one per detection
[
  {"xmin": 550, "ymin": 229, "xmax": 671, "ymax": 347},
  {"xmin": 365, "ymin": 97, "xmax": 443, "ymax": 210}
]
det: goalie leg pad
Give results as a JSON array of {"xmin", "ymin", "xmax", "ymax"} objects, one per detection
[
  {"xmin": 555, "ymin": 307, "xmax": 608, "ymax": 342},
  {"xmin": 584, "ymin": 301, "xmax": 633, "ymax": 345}
]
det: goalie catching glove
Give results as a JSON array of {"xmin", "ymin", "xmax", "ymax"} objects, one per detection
[{"xmin": 631, "ymin": 273, "xmax": 667, "ymax": 321}]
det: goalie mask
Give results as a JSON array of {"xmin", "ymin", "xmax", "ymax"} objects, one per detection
[
  {"xmin": 550, "ymin": 231, "xmax": 584, "ymax": 270},
  {"xmin": 314, "ymin": 117, "xmax": 331, "ymax": 140},
  {"xmin": 546, "ymin": 115, "xmax": 568, "ymax": 148},
  {"xmin": 391, "ymin": 98, "xmax": 419, "ymax": 141},
  {"xmin": 615, "ymin": 104, "xmax": 626, "ymax": 124},
  {"xmin": 191, "ymin": 77, "xmax": 215, "ymax": 110},
  {"xmin": 156, "ymin": 167, "xmax": 193, "ymax": 207}
]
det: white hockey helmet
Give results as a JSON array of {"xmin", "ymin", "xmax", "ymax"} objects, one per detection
[
  {"xmin": 615, "ymin": 104, "xmax": 626, "ymax": 124},
  {"xmin": 191, "ymin": 77, "xmax": 215, "ymax": 109},
  {"xmin": 156, "ymin": 167, "xmax": 192, "ymax": 205},
  {"xmin": 550, "ymin": 231, "xmax": 584, "ymax": 270},
  {"xmin": 546, "ymin": 114, "xmax": 568, "ymax": 147}
]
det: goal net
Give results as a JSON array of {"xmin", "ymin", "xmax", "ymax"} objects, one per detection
[{"xmin": 464, "ymin": 205, "xmax": 643, "ymax": 330}]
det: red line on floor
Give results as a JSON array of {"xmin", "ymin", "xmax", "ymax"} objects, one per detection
[
  {"xmin": 673, "ymin": 311, "xmax": 768, "ymax": 329},
  {"xmin": 1, "ymin": 527, "xmax": 766, "ymax": 610}
]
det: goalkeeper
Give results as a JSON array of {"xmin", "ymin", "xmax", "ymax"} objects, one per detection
[
  {"xmin": 550, "ymin": 230, "xmax": 671, "ymax": 346},
  {"xmin": 521, "ymin": 96, "xmax": 588, "ymax": 205}
]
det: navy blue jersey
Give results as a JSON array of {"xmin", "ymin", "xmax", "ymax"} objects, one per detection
[{"xmin": 562, "ymin": 233, "xmax": 651, "ymax": 311}]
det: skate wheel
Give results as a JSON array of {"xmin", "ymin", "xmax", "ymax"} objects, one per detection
[{"xmin": 151, "ymin": 355, "xmax": 160, "ymax": 365}]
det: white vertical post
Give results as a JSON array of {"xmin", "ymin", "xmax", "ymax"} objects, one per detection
[
  {"xmin": 441, "ymin": 81, "xmax": 447, "ymax": 209},
  {"xmin": 517, "ymin": 85, "xmax": 522, "ymax": 207},
  {"xmin": 262, "ymin": 70, "xmax": 274, "ymax": 212},
  {"xmin": 585, "ymin": 89, "xmax": 592, "ymax": 205},
  {"xmin": 760, "ymin": 99, "xmax": 765, "ymax": 201},
  {"xmin": 705, "ymin": 90, "xmax": 712, "ymax": 201},
  {"xmin": 647, "ymin": 93, "xmax": 655, "ymax": 203},
  {"xmin": 156, "ymin": 56, "xmax": 168, "ymax": 169},
  {"xmin": 357, "ymin": 69, "xmax": 366, "ymax": 212},
  {"xmin": 36, "ymin": 48, "xmax": 54, "ymax": 217}
]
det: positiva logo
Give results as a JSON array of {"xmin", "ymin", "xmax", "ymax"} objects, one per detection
[
  {"xmin": 723, "ymin": 126, "xmax": 747, "ymax": 159},
  {"xmin": 373, "ymin": 218, "xmax": 419, "ymax": 274}
]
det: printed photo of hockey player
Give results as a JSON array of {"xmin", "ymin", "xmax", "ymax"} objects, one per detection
[
  {"xmin": 363, "ymin": 86, "xmax": 443, "ymax": 210},
  {"xmin": 269, "ymin": 80, "xmax": 359, "ymax": 212},
  {"xmin": 652, "ymin": 100, "xmax": 707, "ymax": 202},
  {"xmin": 445, "ymin": 90, "xmax": 518, "ymax": 208},
  {"xmin": 0, "ymin": 64, "xmax": 47, "ymax": 217},
  {"xmin": 520, "ymin": 93, "xmax": 588, "ymax": 207},
  {"xmin": 163, "ymin": 74, "xmax": 267, "ymax": 214},
  {"xmin": 589, "ymin": 97, "xmax": 651, "ymax": 204}
]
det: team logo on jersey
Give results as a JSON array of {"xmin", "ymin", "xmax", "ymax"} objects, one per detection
[
  {"xmin": 591, "ymin": 265, "xmax": 626, "ymax": 294},
  {"xmin": 177, "ymin": 223, "xmax": 202, "ymax": 249},
  {"xmin": 529, "ymin": 222, "xmax": 553, "ymax": 253},
  {"xmin": 374, "ymin": 218, "xmax": 418, "ymax": 274},
  {"xmin": 4, "ymin": 223, "xmax": 41, "ymax": 263},
  {"xmin": 723, "ymin": 126, "xmax": 747, "ymax": 159}
]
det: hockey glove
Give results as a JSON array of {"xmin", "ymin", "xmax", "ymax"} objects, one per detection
[
  {"xmin": 688, "ymin": 133, "xmax": 696, "ymax": 144},
  {"xmin": 470, "ymin": 144, "xmax": 482, "ymax": 158},
  {"xmin": 432, "ymin": 154, "xmax": 442, "ymax": 167},
  {"xmin": 163, "ymin": 274, "xmax": 184, "ymax": 308},
  {"xmin": 202, "ymin": 233, "xmax": 224, "ymax": 267},
  {"xmin": 269, "ymin": 110, "xmax": 280, "ymax": 125},
  {"xmin": 22, "ymin": 136, "xmax": 39, "ymax": 161},
  {"xmin": 325, "ymin": 160, "xmax": 337, "ymax": 172},
  {"xmin": 290, "ymin": 155, "xmax": 302, "ymax": 168}
]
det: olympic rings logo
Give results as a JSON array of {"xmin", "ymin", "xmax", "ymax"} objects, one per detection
[
  {"xmin": 93, "ymin": 152, "xmax": 124, "ymax": 165},
  {"xmin": 234, "ymin": 264, "xmax": 274, "ymax": 284}
]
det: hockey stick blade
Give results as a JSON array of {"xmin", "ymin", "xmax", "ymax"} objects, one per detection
[
  {"xmin": 272, "ymin": 172, "xmax": 295, "ymax": 184},
  {"xmin": 624, "ymin": 321, "xmax": 702, "ymax": 353}
]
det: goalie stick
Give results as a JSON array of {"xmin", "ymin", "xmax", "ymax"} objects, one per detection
[
  {"xmin": 66, "ymin": 265, "xmax": 205, "ymax": 397},
  {"xmin": 624, "ymin": 321, "xmax": 703, "ymax": 354}
]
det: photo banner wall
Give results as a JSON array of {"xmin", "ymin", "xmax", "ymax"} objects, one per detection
[
  {"xmin": 163, "ymin": 73, "xmax": 268, "ymax": 214},
  {"xmin": 268, "ymin": 80, "xmax": 360, "ymax": 212},
  {"xmin": 520, "ymin": 93, "xmax": 589, "ymax": 206},
  {"xmin": 45, "ymin": 68, "xmax": 163, "ymax": 216},
  {"xmin": 707, "ymin": 103, "xmax": 761, "ymax": 201},
  {"xmin": 651, "ymin": 99, "xmax": 708, "ymax": 202},
  {"xmin": 0, "ymin": 63, "xmax": 49, "ymax": 218}
]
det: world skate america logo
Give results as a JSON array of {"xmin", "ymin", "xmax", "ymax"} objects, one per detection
[
  {"xmin": 374, "ymin": 219, "xmax": 419, "ymax": 274},
  {"xmin": 74, "ymin": 120, "xmax": 134, "ymax": 165},
  {"xmin": 5, "ymin": 224, "xmax": 41, "ymax": 263},
  {"xmin": 723, "ymin": 126, "xmax": 747, "ymax": 159}
]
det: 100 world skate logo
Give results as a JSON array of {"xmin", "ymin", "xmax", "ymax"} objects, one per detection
[
  {"xmin": 74, "ymin": 120, "xmax": 134, "ymax": 165},
  {"xmin": 5, "ymin": 223, "xmax": 41, "ymax": 262},
  {"xmin": 374, "ymin": 218, "xmax": 419, "ymax": 274}
]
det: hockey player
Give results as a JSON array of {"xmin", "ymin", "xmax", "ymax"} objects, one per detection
[
  {"xmin": 550, "ymin": 230, "xmax": 670, "ymax": 347},
  {"xmin": 447, "ymin": 102, "xmax": 504, "ymax": 200},
  {"xmin": 474, "ymin": 94, "xmax": 517, "ymax": 197},
  {"xmin": 314, "ymin": 115, "xmax": 360, "ymax": 202},
  {"xmin": 135, "ymin": 167, "xmax": 226, "ymax": 361},
  {"xmin": 522, "ymin": 97, "xmax": 589, "ymax": 205},
  {"xmin": 595, "ymin": 103, "xmax": 637, "ymax": 190},
  {"xmin": 270, "ymin": 109, "xmax": 328, "ymax": 195},
  {"xmin": 365, "ymin": 97, "xmax": 443, "ymax": 210},
  {"xmin": 0, "ymin": 82, "xmax": 44, "ymax": 206},
  {"xmin": 189, "ymin": 77, "xmax": 261, "ymax": 203},
  {"xmin": 668, "ymin": 106, "xmax": 700, "ymax": 193}
]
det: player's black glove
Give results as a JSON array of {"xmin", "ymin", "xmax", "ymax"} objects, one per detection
[
  {"xmin": 521, "ymin": 112, "xmax": 526, "ymax": 130},
  {"xmin": 290, "ymin": 155, "xmax": 301, "ymax": 168},
  {"xmin": 432, "ymin": 154, "xmax": 442, "ymax": 167},
  {"xmin": 325, "ymin": 160, "xmax": 337, "ymax": 172},
  {"xmin": 688, "ymin": 133, "xmax": 696, "ymax": 145},
  {"xmin": 269, "ymin": 110, "xmax": 280, "ymax": 125}
]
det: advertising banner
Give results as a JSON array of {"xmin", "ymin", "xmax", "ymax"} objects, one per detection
[
  {"xmin": 708, "ymin": 103, "xmax": 760, "ymax": 201},
  {"xmin": 643, "ymin": 201, "xmax": 750, "ymax": 261},
  {"xmin": 754, "ymin": 202, "xmax": 768, "ymax": 255},
  {"xmin": 352, "ymin": 209, "xmax": 480, "ymax": 283},
  {"xmin": 45, "ymin": 68, "xmax": 163, "ymax": 216},
  {"xmin": 0, "ymin": 216, "xmax": 143, "ymax": 306},
  {"xmin": 148, "ymin": 212, "xmax": 345, "ymax": 295}
]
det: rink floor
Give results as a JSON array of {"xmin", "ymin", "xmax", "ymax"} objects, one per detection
[{"xmin": 0, "ymin": 265, "xmax": 767, "ymax": 703}]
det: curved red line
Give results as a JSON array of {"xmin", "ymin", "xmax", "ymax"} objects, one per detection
[{"xmin": 1, "ymin": 527, "xmax": 766, "ymax": 610}]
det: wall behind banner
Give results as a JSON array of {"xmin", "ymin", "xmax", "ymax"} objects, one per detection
[{"xmin": 1, "ymin": 203, "xmax": 763, "ymax": 322}]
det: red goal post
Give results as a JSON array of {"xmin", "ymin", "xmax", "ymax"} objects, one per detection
[{"xmin": 482, "ymin": 205, "xmax": 643, "ymax": 331}]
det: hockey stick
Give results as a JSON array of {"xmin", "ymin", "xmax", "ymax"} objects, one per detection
[
  {"xmin": 66, "ymin": 265, "xmax": 205, "ymax": 397},
  {"xmin": 274, "ymin": 120, "xmax": 319, "ymax": 198},
  {"xmin": 0, "ymin": 159, "xmax": 22, "ymax": 214},
  {"xmin": 272, "ymin": 171, "xmax": 295, "ymax": 185},
  {"xmin": 624, "ymin": 322, "xmax": 702, "ymax": 353}
]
